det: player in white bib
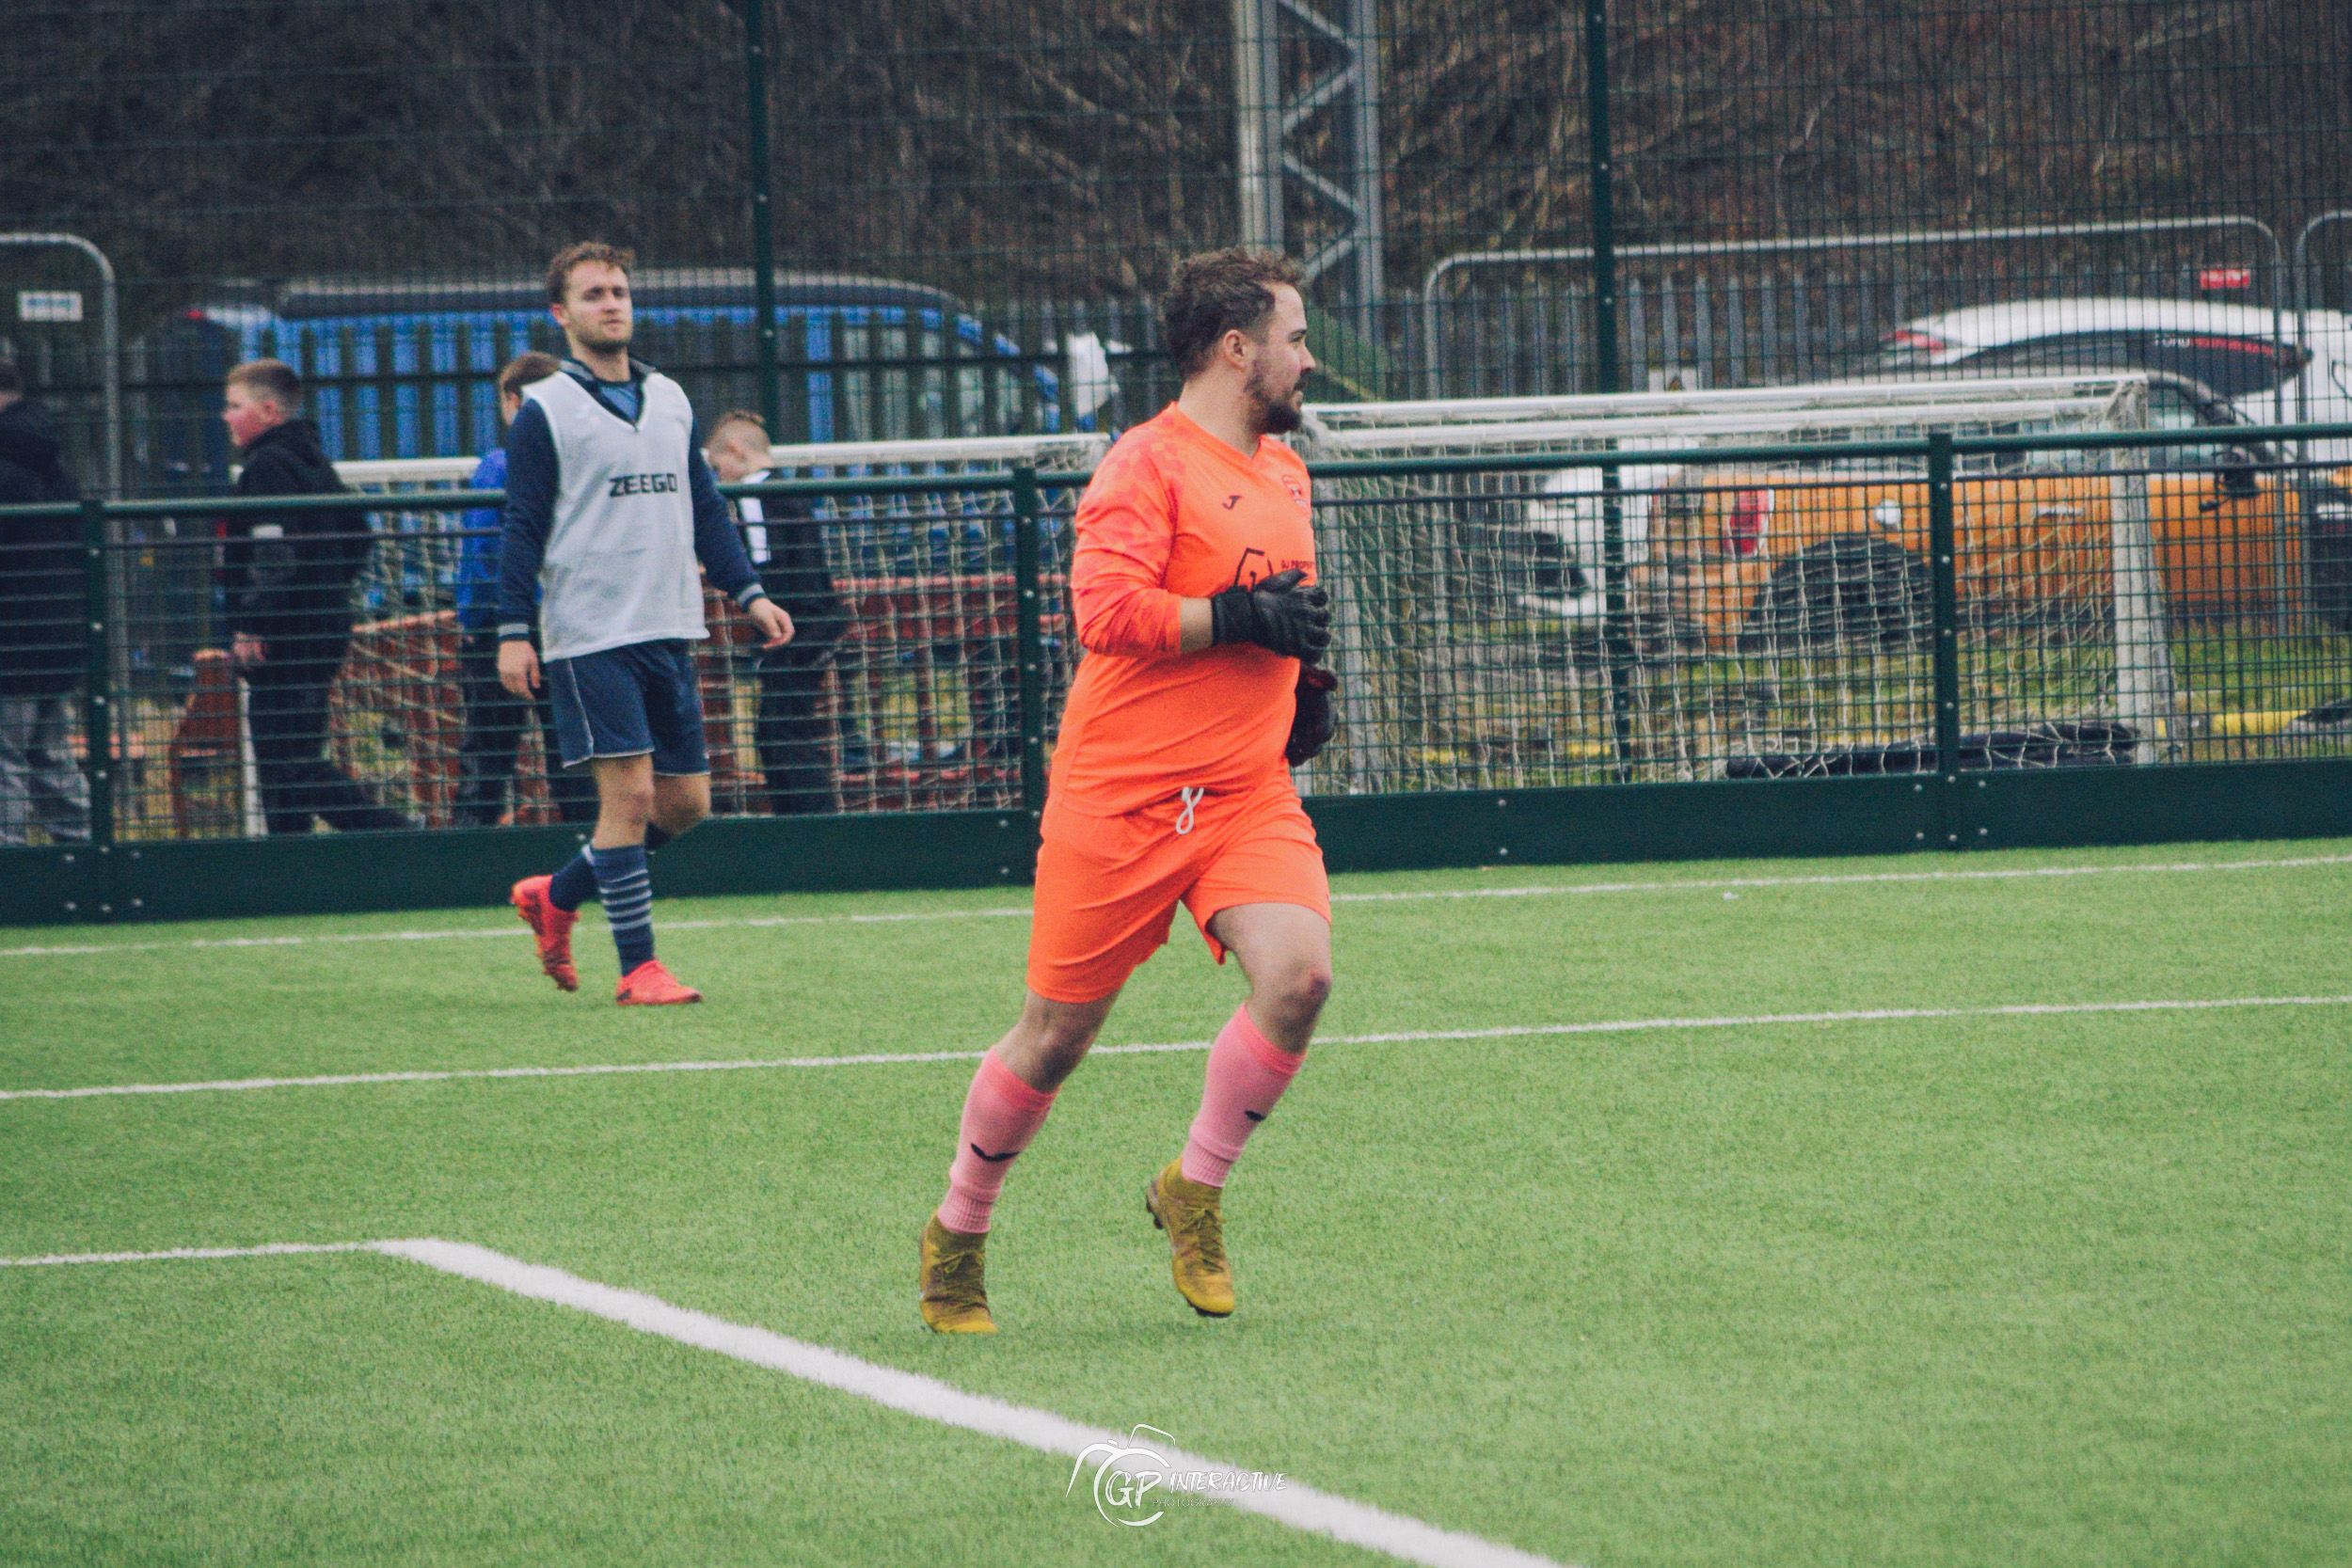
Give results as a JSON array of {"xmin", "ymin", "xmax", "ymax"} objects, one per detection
[{"xmin": 499, "ymin": 243, "xmax": 794, "ymax": 1004}]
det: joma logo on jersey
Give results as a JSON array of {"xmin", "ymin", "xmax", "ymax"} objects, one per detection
[{"xmin": 607, "ymin": 472, "xmax": 680, "ymax": 499}]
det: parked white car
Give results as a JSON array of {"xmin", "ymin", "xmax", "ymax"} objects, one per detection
[{"xmin": 1836, "ymin": 298, "xmax": 2352, "ymax": 459}]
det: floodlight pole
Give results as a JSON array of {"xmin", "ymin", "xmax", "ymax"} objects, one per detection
[
  {"xmin": 739, "ymin": 0, "xmax": 783, "ymax": 436},
  {"xmin": 1232, "ymin": 0, "xmax": 1385, "ymax": 315},
  {"xmin": 1234, "ymin": 0, "xmax": 1282, "ymax": 254}
]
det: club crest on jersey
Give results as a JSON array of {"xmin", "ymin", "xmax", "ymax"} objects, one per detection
[
  {"xmin": 607, "ymin": 472, "xmax": 680, "ymax": 499},
  {"xmin": 1278, "ymin": 472, "xmax": 1309, "ymax": 512}
]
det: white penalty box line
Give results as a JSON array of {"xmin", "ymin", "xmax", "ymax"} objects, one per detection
[
  {"xmin": 0, "ymin": 1238, "xmax": 1568, "ymax": 1568},
  {"xmin": 5, "ymin": 993, "xmax": 2349, "ymax": 1103},
  {"xmin": 5, "ymin": 851, "xmax": 2348, "ymax": 960}
]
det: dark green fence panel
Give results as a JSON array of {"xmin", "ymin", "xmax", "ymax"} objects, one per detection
[
  {"xmin": 8, "ymin": 428, "xmax": 2352, "ymax": 929},
  {"xmin": 1972, "ymin": 757, "xmax": 2352, "ymax": 851},
  {"xmin": 12, "ymin": 762, "xmax": 2349, "ymax": 930}
]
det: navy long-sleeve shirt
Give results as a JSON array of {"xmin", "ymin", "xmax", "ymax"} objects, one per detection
[{"xmin": 494, "ymin": 361, "xmax": 765, "ymax": 641}]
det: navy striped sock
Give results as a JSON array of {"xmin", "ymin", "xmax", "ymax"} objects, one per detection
[
  {"xmin": 548, "ymin": 847, "xmax": 598, "ymax": 913},
  {"xmin": 589, "ymin": 844, "xmax": 656, "ymax": 973}
]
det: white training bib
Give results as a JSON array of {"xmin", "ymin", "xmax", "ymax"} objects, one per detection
[{"xmin": 526, "ymin": 370, "xmax": 707, "ymax": 660}]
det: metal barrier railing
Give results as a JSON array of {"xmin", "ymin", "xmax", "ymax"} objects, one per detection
[
  {"xmin": 3, "ymin": 425, "xmax": 2349, "ymax": 851},
  {"xmin": 1418, "ymin": 216, "xmax": 2294, "ymax": 412}
]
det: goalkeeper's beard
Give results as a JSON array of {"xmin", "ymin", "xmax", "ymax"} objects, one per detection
[{"xmin": 1244, "ymin": 364, "xmax": 1307, "ymax": 436}]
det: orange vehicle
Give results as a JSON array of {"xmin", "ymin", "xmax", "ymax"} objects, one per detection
[{"xmin": 1520, "ymin": 374, "xmax": 2352, "ymax": 649}]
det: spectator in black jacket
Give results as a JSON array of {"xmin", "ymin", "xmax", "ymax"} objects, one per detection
[
  {"xmin": 217, "ymin": 359, "xmax": 410, "ymax": 834},
  {"xmin": 705, "ymin": 410, "xmax": 848, "ymax": 813},
  {"xmin": 0, "ymin": 361, "xmax": 91, "ymax": 846}
]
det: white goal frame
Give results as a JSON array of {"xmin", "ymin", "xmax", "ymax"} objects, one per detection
[{"xmin": 325, "ymin": 376, "xmax": 2180, "ymax": 787}]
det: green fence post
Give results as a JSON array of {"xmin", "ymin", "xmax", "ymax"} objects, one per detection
[
  {"xmin": 79, "ymin": 497, "xmax": 116, "ymax": 863},
  {"xmin": 1010, "ymin": 465, "xmax": 1049, "ymax": 826},
  {"xmin": 1927, "ymin": 432, "xmax": 1963, "ymax": 845},
  {"xmin": 1583, "ymin": 0, "xmax": 1620, "ymax": 395},
  {"xmin": 1586, "ymin": 0, "xmax": 1632, "ymax": 778},
  {"xmin": 739, "ymin": 0, "xmax": 783, "ymax": 436},
  {"xmin": 1599, "ymin": 455, "xmax": 1636, "ymax": 778}
]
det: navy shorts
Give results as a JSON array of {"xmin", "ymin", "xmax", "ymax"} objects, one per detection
[{"xmin": 546, "ymin": 639, "xmax": 708, "ymax": 775}]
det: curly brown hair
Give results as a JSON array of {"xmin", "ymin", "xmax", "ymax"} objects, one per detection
[
  {"xmin": 495, "ymin": 351, "xmax": 562, "ymax": 400},
  {"xmin": 545, "ymin": 242, "xmax": 636, "ymax": 306},
  {"xmin": 1161, "ymin": 248, "xmax": 1305, "ymax": 379}
]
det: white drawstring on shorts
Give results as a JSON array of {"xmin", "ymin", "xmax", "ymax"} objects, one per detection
[{"xmin": 1174, "ymin": 785, "xmax": 1205, "ymax": 836}]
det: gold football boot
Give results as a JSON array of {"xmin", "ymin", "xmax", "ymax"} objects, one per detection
[
  {"xmin": 918, "ymin": 1215, "xmax": 997, "ymax": 1334},
  {"xmin": 1144, "ymin": 1159, "xmax": 1236, "ymax": 1317}
]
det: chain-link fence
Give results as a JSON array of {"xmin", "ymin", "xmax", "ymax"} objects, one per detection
[
  {"xmin": 2, "ymin": 0, "xmax": 2348, "ymax": 869},
  {"xmin": 4, "ymin": 2, "xmax": 2347, "ymax": 497},
  {"xmin": 34, "ymin": 471, "xmax": 1091, "ymax": 841},
  {"xmin": 3, "ymin": 423, "xmax": 2347, "ymax": 849},
  {"xmin": 1293, "ymin": 426, "xmax": 2352, "ymax": 797}
]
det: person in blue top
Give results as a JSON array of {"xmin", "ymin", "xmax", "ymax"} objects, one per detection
[{"xmin": 452, "ymin": 351, "xmax": 595, "ymax": 828}]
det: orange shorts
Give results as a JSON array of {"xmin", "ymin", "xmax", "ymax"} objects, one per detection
[{"xmin": 1027, "ymin": 771, "xmax": 1330, "ymax": 1004}]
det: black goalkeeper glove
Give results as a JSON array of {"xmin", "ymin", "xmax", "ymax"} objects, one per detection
[
  {"xmin": 1208, "ymin": 567, "xmax": 1332, "ymax": 661},
  {"xmin": 1285, "ymin": 664, "xmax": 1339, "ymax": 767}
]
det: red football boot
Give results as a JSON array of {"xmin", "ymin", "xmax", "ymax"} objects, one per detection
[
  {"xmin": 510, "ymin": 875, "xmax": 580, "ymax": 993},
  {"xmin": 616, "ymin": 958, "xmax": 702, "ymax": 1006}
]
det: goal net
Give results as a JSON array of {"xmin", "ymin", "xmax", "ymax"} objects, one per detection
[{"xmin": 1291, "ymin": 374, "xmax": 2180, "ymax": 794}]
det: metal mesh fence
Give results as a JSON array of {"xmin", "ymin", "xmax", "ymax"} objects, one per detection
[
  {"xmin": 67, "ymin": 474, "xmax": 1094, "ymax": 839},
  {"xmin": 1, "ymin": 0, "xmax": 2348, "ymax": 859},
  {"xmin": 5, "ymin": 425, "xmax": 2349, "ymax": 847},
  {"xmin": 1291, "ymin": 432, "xmax": 2352, "ymax": 797},
  {"xmin": 4, "ymin": 2, "xmax": 2347, "ymax": 496}
]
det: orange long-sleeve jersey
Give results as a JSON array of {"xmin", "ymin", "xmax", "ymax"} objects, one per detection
[{"xmin": 1047, "ymin": 404, "xmax": 1316, "ymax": 818}]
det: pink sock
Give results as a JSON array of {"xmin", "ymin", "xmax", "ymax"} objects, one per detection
[
  {"xmin": 1181, "ymin": 1006, "xmax": 1305, "ymax": 1187},
  {"xmin": 936, "ymin": 1050, "xmax": 1058, "ymax": 1235}
]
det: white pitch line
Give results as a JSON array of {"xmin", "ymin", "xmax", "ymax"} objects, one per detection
[
  {"xmin": 6, "ymin": 993, "xmax": 2347, "ymax": 1104},
  {"xmin": 1328, "ymin": 851, "xmax": 2352, "ymax": 904},
  {"xmin": 0, "ymin": 906, "xmax": 1036, "ymax": 959},
  {"xmin": 6, "ymin": 851, "xmax": 2347, "ymax": 961},
  {"xmin": 383, "ymin": 1241, "xmax": 1568, "ymax": 1568},
  {"xmin": 0, "ymin": 1238, "xmax": 1568, "ymax": 1568},
  {"xmin": 0, "ymin": 1240, "xmax": 377, "ymax": 1267}
]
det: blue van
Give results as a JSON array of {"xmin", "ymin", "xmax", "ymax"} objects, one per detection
[{"xmin": 135, "ymin": 269, "xmax": 1066, "ymax": 491}]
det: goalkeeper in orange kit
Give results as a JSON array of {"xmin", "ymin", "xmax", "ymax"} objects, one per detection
[{"xmin": 917, "ymin": 248, "xmax": 1342, "ymax": 1332}]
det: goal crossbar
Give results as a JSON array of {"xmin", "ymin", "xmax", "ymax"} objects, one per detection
[
  {"xmin": 1303, "ymin": 374, "xmax": 2156, "ymax": 430},
  {"xmin": 1302, "ymin": 397, "xmax": 2130, "ymax": 454}
]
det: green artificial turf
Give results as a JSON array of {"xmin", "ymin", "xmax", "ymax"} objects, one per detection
[{"xmin": 3, "ymin": 838, "xmax": 2348, "ymax": 1565}]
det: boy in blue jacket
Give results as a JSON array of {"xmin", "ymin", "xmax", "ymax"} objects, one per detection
[{"xmin": 452, "ymin": 351, "xmax": 594, "ymax": 827}]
